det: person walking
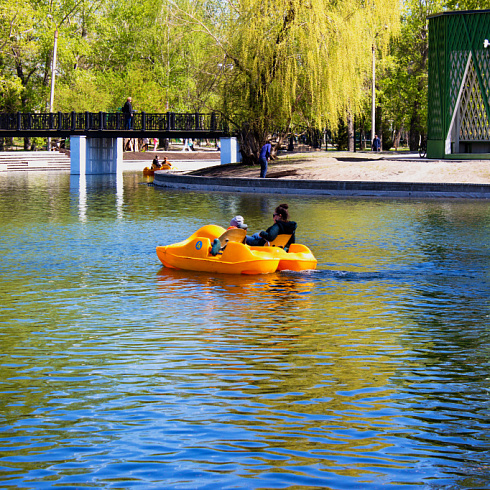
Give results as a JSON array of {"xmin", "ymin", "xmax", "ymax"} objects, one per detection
[
  {"xmin": 372, "ymin": 134, "xmax": 381, "ymax": 152},
  {"xmin": 259, "ymin": 140, "xmax": 272, "ymax": 178},
  {"xmin": 122, "ymin": 97, "xmax": 134, "ymax": 129}
]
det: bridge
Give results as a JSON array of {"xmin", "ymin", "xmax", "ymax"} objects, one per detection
[
  {"xmin": 0, "ymin": 111, "xmax": 232, "ymax": 139},
  {"xmin": 0, "ymin": 112, "xmax": 240, "ymax": 174}
]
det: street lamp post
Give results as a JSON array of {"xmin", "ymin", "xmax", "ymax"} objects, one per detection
[
  {"xmin": 49, "ymin": 29, "xmax": 58, "ymax": 113},
  {"xmin": 371, "ymin": 42, "xmax": 375, "ymax": 150},
  {"xmin": 46, "ymin": 20, "xmax": 58, "ymax": 151}
]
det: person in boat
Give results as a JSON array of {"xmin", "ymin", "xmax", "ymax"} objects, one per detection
[
  {"xmin": 162, "ymin": 156, "xmax": 171, "ymax": 167},
  {"xmin": 245, "ymin": 203, "xmax": 296, "ymax": 248},
  {"xmin": 211, "ymin": 216, "xmax": 249, "ymax": 256},
  {"xmin": 151, "ymin": 155, "xmax": 161, "ymax": 169},
  {"xmin": 227, "ymin": 215, "xmax": 248, "ymax": 230}
]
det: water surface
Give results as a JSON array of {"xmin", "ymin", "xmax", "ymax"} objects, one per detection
[{"xmin": 0, "ymin": 171, "xmax": 489, "ymax": 488}]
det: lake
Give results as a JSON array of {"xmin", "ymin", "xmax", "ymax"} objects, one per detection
[{"xmin": 0, "ymin": 170, "xmax": 489, "ymax": 488}]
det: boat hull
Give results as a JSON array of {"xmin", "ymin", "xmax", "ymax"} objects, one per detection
[
  {"xmin": 266, "ymin": 243, "xmax": 317, "ymax": 271},
  {"xmin": 156, "ymin": 239, "xmax": 279, "ymax": 275},
  {"xmin": 156, "ymin": 225, "xmax": 316, "ymax": 275},
  {"xmin": 143, "ymin": 164, "xmax": 172, "ymax": 176}
]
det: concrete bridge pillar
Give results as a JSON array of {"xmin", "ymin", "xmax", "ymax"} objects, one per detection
[
  {"xmin": 220, "ymin": 137, "xmax": 241, "ymax": 165},
  {"xmin": 71, "ymin": 136, "xmax": 123, "ymax": 174}
]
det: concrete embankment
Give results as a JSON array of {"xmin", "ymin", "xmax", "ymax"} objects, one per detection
[
  {"xmin": 153, "ymin": 172, "xmax": 490, "ymax": 199},
  {"xmin": 0, "ymin": 151, "xmax": 70, "ymax": 171}
]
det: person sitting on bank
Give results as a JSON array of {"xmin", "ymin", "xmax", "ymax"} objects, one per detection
[
  {"xmin": 245, "ymin": 203, "xmax": 296, "ymax": 248},
  {"xmin": 152, "ymin": 155, "xmax": 161, "ymax": 169}
]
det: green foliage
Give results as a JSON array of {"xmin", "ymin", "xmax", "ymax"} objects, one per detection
[
  {"xmin": 0, "ymin": 76, "xmax": 23, "ymax": 111},
  {"xmin": 445, "ymin": 0, "xmax": 490, "ymax": 8},
  {"xmin": 0, "ymin": 0, "xmax": 213, "ymax": 113},
  {"xmin": 213, "ymin": 0, "xmax": 400, "ymax": 132},
  {"xmin": 3, "ymin": 0, "xmax": 481, "ymax": 159},
  {"xmin": 175, "ymin": 0, "xmax": 401, "ymax": 161},
  {"xmin": 376, "ymin": 0, "xmax": 447, "ymax": 149}
]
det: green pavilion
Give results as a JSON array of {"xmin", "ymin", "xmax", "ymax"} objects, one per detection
[{"xmin": 428, "ymin": 9, "xmax": 490, "ymax": 158}]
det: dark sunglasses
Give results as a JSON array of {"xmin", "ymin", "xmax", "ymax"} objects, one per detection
[{"xmin": 273, "ymin": 213, "xmax": 279, "ymax": 218}]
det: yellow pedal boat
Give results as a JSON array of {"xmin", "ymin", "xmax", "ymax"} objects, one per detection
[
  {"xmin": 156, "ymin": 225, "xmax": 317, "ymax": 275},
  {"xmin": 259, "ymin": 243, "xmax": 318, "ymax": 271},
  {"xmin": 143, "ymin": 163, "xmax": 172, "ymax": 176}
]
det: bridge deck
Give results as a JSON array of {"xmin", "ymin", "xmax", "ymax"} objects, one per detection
[{"xmin": 0, "ymin": 112, "xmax": 232, "ymax": 139}]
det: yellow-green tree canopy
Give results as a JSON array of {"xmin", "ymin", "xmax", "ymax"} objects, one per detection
[{"xmin": 187, "ymin": 0, "xmax": 400, "ymax": 135}]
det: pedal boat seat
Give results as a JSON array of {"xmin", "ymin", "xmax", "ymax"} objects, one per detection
[
  {"xmin": 266, "ymin": 234, "xmax": 293, "ymax": 250},
  {"xmin": 211, "ymin": 228, "xmax": 247, "ymax": 255}
]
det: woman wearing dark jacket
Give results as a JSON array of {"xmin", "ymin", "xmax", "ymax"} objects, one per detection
[{"xmin": 246, "ymin": 204, "xmax": 296, "ymax": 248}]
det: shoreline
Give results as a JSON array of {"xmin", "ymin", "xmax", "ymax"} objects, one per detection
[
  {"xmin": 152, "ymin": 151, "xmax": 490, "ymax": 199},
  {"xmin": 2, "ymin": 149, "xmax": 490, "ymax": 190},
  {"xmin": 152, "ymin": 172, "xmax": 490, "ymax": 199},
  {"xmin": 184, "ymin": 151, "xmax": 490, "ymax": 185}
]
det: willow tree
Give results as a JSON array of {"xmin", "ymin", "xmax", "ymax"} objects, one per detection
[{"xmin": 177, "ymin": 0, "xmax": 400, "ymax": 162}]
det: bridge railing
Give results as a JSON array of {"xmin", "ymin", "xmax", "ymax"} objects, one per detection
[{"xmin": 0, "ymin": 111, "xmax": 232, "ymax": 134}]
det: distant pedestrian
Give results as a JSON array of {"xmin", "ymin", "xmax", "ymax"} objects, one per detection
[
  {"xmin": 372, "ymin": 134, "xmax": 381, "ymax": 152},
  {"xmin": 122, "ymin": 97, "xmax": 134, "ymax": 129},
  {"xmin": 153, "ymin": 138, "xmax": 158, "ymax": 151},
  {"xmin": 259, "ymin": 140, "xmax": 272, "ymax": 178}
]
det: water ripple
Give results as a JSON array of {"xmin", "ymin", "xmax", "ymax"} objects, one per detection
[{"xmin": 0, "ymin": 173, "xmax": 489, "ymax": 488}]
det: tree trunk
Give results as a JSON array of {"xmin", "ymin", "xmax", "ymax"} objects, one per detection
[
  {"xmin": 393, "ymin": 129, "xmax": 402, "ymax": 150},
  {"xmin": 236, "ymin": 124, "xmax": 284, "ymax": 165},
  {"xmin": 347, "ymin": 111, "xmax": 355, "ymax": 152},
  {"xmin": 409, "ymin": 101, "xmax": 422, "ymax": 151},
  {"xmin": 237, "ymin": 125, "xmax": 264, "ymax": 165}
]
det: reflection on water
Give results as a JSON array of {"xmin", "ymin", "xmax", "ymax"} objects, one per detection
[{"xmin": 0, "ymin": 171, "xmax": 489, "ymax": 488}]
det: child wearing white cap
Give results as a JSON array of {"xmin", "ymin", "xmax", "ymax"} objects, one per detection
[{"xmin": 228, "ymin": 215, "xmax": 248, "ymax": 230}]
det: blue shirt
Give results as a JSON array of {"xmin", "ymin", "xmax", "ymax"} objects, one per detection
[{"xmin": 259, "ymin": 143, "xmax": 271, "ymax": 160}]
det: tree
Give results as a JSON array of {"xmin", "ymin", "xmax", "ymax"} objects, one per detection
[
  {"xmin": 376, "ymin": 0, "xmax": 490, "ymax": 152},
  {"xmin": 1, "ymin": 0, "xmax": 402, "ymax": 158},
  {"xmin": 173, "ymin": 0, "xmax": 400, "ymax": 163},
  {"xmin": 377, "ymin": 0, "xmax": 449, "ymax": 151},
  {"xmin": 0, "ymin": 0, "xmax": 214, "ymax": 118}
]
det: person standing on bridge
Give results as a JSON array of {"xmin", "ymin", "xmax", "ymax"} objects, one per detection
[{"xmin": 122, "ymin": 97, "xmax": 134, "ymax": 129}]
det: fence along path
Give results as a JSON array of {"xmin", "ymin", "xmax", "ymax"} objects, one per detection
[{"xmin": 0, "ymin": 112, "xmax": 231, "ymax": 138}]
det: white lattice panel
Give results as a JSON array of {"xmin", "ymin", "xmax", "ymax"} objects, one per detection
[{"xmin": 459, "ymin": 56, "xmax": 490, "ymax": 141}]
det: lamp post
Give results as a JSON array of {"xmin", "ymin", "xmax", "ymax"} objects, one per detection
[
  {"xmin": 371, "ymin": 42, "xmax": 376, "ymax": 149},
  {"xmin": 370, "ymin": 26, "xmax": 388, "ymax": 151},
  {"xmin": 49, "ymin": 28, "xmax": 58, "ymax": 113},
  {"xmin": 46, "ymin": 17, "xmax": 58, "ymax": 151}
]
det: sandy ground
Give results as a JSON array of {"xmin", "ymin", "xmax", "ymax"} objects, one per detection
[{"xmin": 125, "ymin": 149, "xmax": 490, "ymax": 184}]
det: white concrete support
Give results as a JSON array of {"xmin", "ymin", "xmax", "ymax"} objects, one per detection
[
  {"xmin": 70, "ymin": 136, "xmax": 123, "ymax": 175},
  {"xmin": 220, "ymin": 137, "xmax": 241, "ymax": 165},
  {"xmin": 70, "ymin": 135, "xmax": 87, "ymax": 175}
]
